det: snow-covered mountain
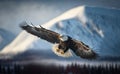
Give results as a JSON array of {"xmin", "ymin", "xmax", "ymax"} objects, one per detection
[
  {"xmin": 0, "ymin": 6, "xmax": 85, "ymax": 55},
  {"xmin": 0, "ymin": 6, "xmax": 120, "ymax": 60},
  {"xmin": 0, "ymin": 28, "xmax": 15, "ymax": 50}
]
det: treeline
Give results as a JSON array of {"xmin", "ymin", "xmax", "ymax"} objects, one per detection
[{"xmin": 0, "ymin": 63, "xmax": 120, "ymax": 74}]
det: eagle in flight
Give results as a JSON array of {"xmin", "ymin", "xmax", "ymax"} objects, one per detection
[{"xmin": 20, "ymin": 22, "xmax": 97, "ymax": 59}]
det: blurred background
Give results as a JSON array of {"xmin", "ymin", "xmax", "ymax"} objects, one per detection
[
  {"xmin": 0, "ymin": 0, "xmax": 120, "ymax": 74},
  {"xmin": 0, "ymin": 0, "xmax": 120, "ymax": 70}
]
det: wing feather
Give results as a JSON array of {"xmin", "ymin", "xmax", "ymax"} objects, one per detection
[
  {"xmin": 70, "ymin": 39, "xmax": 97, "ymax": 59},
  {"xmin": 20, "ymin": 22, "xmax": 60, "ymax": 43}
]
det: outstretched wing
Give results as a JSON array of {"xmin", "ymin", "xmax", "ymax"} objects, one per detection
[
  {"xmin": 70, "ymin": 39, "xmax": 97, "ymax": 59},
  {"xmin": 20, "ymin": 22, "xmax": 60, "ymax": 43}
]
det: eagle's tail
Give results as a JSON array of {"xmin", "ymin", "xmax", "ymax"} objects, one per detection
[{"xmin": 52, "ymin": 44, "xmax": 72, "ymax": 57}]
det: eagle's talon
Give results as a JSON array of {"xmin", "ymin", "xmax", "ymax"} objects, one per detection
[
  {"xmin": 56, "ymin": 49, "xmax": 60, "ymax": 52},
  {"xmin": 60, "ymin": 50, "xmax": 64, "ymax": 54}
]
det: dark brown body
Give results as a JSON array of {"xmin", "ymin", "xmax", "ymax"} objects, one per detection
[{"xmin": 58, "ymin": 36, "xmax": 72, "ymax": 52}]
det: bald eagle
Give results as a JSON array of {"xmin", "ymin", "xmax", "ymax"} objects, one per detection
[{"xmin": 20, "ymin": 22, "xmax": 97, "ymax": 59}]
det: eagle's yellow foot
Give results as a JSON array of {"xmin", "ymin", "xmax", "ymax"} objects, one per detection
[
  {"xmin": 60, "ymin": 50, "xmax": 64, "ymax": 54},
  {"xmin": 56, "ymin": 48, "xmax": 64, "ymax": 54},
  {"xmin": 56, "ymin": 49, "xmax": 60, "ymax": 52}
]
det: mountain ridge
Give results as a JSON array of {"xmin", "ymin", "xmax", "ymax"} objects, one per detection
[{"xmin": 1, "ymin": 6, "xmax": 120, "ymax": 60}]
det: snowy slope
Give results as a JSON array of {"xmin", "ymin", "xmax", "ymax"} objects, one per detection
[
  {"xmin": 53, "ymin": 6, "xmax": 120, "ymax": 57},
  {"xmin": 0, "ymin": 6, "xmax": 85, "ymax": 55},
  {"xmin": 1, "ymin": 6, "xmax": 120, "ymax": 59}
]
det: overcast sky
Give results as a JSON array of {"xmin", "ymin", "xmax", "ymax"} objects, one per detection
[{"xmin": 0, "ymin": 0, "xmax": 120, "ymax": 35}]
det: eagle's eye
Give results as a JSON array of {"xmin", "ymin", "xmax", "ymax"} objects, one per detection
[{"xmin": 60, "ymin": 35, "xmax": 68, "ymax": 41}]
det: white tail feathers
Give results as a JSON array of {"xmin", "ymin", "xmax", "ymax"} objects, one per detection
[{"xmin": 52, "ymin": 44, "xmax": 72, "ymax": 57}]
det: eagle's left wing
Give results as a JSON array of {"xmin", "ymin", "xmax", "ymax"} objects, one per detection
[
  {"xmin": 20, "ymin": 22, "xmax": 60, "ymax": 44},
  {"xmin": 70, "ymin": 39, "xmax": 98, "ymax": 59}
]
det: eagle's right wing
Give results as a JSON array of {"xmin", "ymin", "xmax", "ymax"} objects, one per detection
[
  {"xmin": 70, "ymin": 39, "xmax": 97, "ymax": 59},
  {"xmin": 20, "ymin": 22, "xmax": 60, "ymax": 44}
]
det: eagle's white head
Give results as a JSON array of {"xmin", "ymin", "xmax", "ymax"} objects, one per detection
[{"xmin": 59, "ymin": 35, "xmax": 68, "ymax": 41}]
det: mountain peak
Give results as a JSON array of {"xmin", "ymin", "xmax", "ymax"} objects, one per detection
[{"xmin": 1, "ymin": 6, "xmax": 120, "ymax": 59}]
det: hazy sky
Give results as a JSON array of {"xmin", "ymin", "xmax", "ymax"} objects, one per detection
[
  {"xmin": 0, "ymin": 0, "xmax": 120, "ymax": 35},
  {"xmin": 0, "ymin": 0, "xmax": 82, "ymax": 35}
]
